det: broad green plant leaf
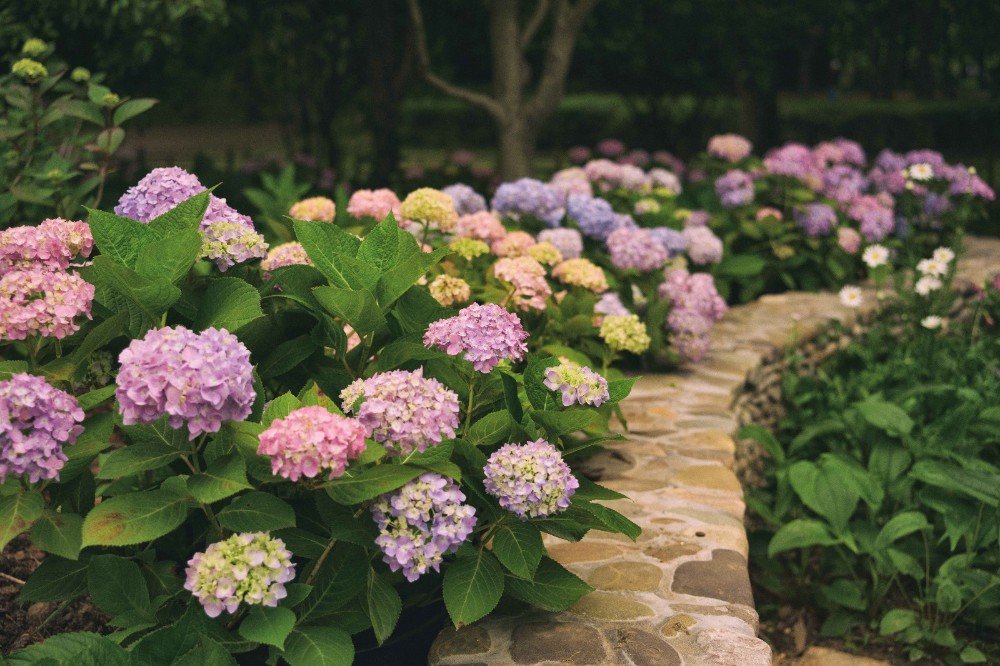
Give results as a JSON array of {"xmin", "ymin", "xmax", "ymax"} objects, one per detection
[
  {"xmin": 443, "ymin": 549, "xmax": 504, "ymax": 628},
  {"xmin": 5, "ymin": 632, "xmax": 129, "ymax": 665},
  {"xmin": 86, "ymin": 554, "xmax": 152, "ymax": 619},
  {"xmin": 298, "ymin": 543, "xmax": 367, "ymax": 623},
  {"xmin": 504, "ymin": 557, "xmax": 593, "ymax": 612},
  {"xmin": 19, "ymin": 556, "xmax": 88, "ymax": 602},
  {"xmin": 492, "ymin": 521, "xmax": 544, "ymax": 579},
  {"xmin": 283, "ymin": 626, "xmax": 355, "ymax": 666},
  {"xmin": 187, "ymin": 454, "xmax": 253, "ymax": 504},
  {"xmin": 767, "ymin": 518, "xmax": 839, "ymax": 557},
  {"xmin": 873, "ymin": 511, "xmax": 930, "ymax": 551},
  {"xmin": 217, "ymin": 492, "xmax": 296, "ymax": 532},
  {"xmin": 362, "ymin": 567, "xmax": 402, "ymax": 645},
  {"xmin": 81, "ymin": 486, "xmax": 189, "ymax": 547},
  {"xmin": 96, "ymin": 440, "xmax": 181, "ymax": 479},
  {"xmin": 87, "ymin": 207, "xmax": 151, "ymax": 267},
  {"xmin": 324, "ymin": 465, "xmax": 422, "ymax": 505},
  {"xmin": 193, "ymin": 277, "xmax": 264, "ymax": 333},
  {"xmin": 0, "ymin": 489, "xmax": 44, "ymax": 551},
  {"xmin": 30, "ymin": 511, "xmax": 83, "ymax": 560},
  {"xmin": 239, "ymin": 606, "xmax": 296, "ymax": 650}
]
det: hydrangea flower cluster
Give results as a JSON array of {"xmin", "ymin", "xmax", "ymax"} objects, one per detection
[
  {"xmin": 0, "ymin": 218, "xmax": 93, "ymax": 272},
  {"xmin": 400, "ymin": 188, "xmax": 458, "ymax": 232},
  {"xmin": 371, "ymin": 473, "xmax": 476, "ymax": 582},
  {"xmin": 566, "ymin": 193, "xmax": 618, "ymax": 241},
  {"xmin": 648, "ymin": 168, "xmax": 682, "ymax": 195},
  {"xmin": 821, "ymin": 165, "xmax": 868, "ymax": 204},
  {"xmin": 606, "ymin": 227, "xmax": 668, "ymax": 272},
  {"xmin": 848, "ymin": 195, "xmax": 895, "ymax": 242},
  {"xmin": 648, "ymin": 227, "xmax": 687, "ymax": 258},
  {"xmin": 261, "ymin": 242, "xmax": 312, "ymax": 279},
  {"xmin": 594, "ymin": 292, "xmax": 630, "ymax": 318},
  {"xmin": 491, "ymin": 178, "xmax": 566, "ymax": 228},
  {"xmin": 441, "ymin": 184, "xmax": 487, "ymax": 216},
  {"xmin": 527, "ymin": 241, "xmax": 563, "ymax": 266},
  {"xmin": 257, "ymin": 406, "xmax": 367, "ymax": 482},
  {"xmin": 794, "ymin": 203, "xmax": 837, "ymax": 238},
  {"xmin": 597, "ymin": 138, "xmax": 626, "ymax": 157},
  {"xmin": 199, "ymin": 220, "xmax": 269, "ymax": 272},
  {"xmin": 114, "ymin": 167, "xmax": 225, "ymax": 227},
  {"xmin": 714, "ymin": 170, "xmax": 755, "ymax": 208},
  {"xmin": 599, "ymin": 314, "xmax": 652, "ymax": 354},
  {"xmin": 185, "ymin": 532, "xmax": 296, "ymax": 618},
  {"xmin": 116, "ymin": 326, "xmax": 255, "ymax": 439},
  {"xmin": 582, "ymin": 159, "xmax": 651, "ymax": 192},
  {"xmin": 707, "ymin": 134, "xmax": 753, "ymax": 162},
  {"xmin": 448, "ymin": 238, "xmax": 491, "ymax": 260},
  {"xmin": 537, "ymin": 228, "xmax": 583, "ymax": 260},
  {"xmin": 763, "ymin": 143, "xmax": 821, "ymax": 186},
  {"xmin": 659, "ymin": 269, "xmax": 729, "ymax": 362},
  {"xmin": 0, "ymin": 269, "xmax": 94, "ymax": 340},
  {"xmin": 289, "ymin": 196, "xmax": 336, "ymax": 222},
  {"xmin": 340, "ymin": 368, "xmax": 460, "ymax": 456},
  {"xmin": 543, "ymin": 362, "xmax": 609, "ymax": 407},
  {"xmin": 492, "ymin": 231, "xmax": 536, "ymax": 258},
  {"xmin": 838, "ymin": 227, "xmax": 862, "ymax": 254},
  {"xmin": 0, "ymin": 373, "xmax": 85, "ymax": 483},
  {"xmin": 682, "ymin": 226, "xmax": 724, "ymax": 265},
  {"xmin": 634, "ymin": 198, "xmax": 661, "ymax": 215},
  {"xmin": 347, "ymin": 188, "xmax": 402, "ymax": 221},
  {"xmin": 483, "ymin": 439, "xmax": 579, "ymax": 519},
  {"xmin": 551, "ymin": 258, "xmax": 608, "ymax": 293},
  {"xmin": 428, "ymin": 274, "xmax": 472, "ymax": 307},
  {"xmin": 549, "ymin": 167, "xmax": 593, "ymax": 198},
  {"xmin": 493, "ymin": 256, "xmax": 552, "ymax": 311},
  {"xmin": 424, "ymin": 303, "xmax": 528, "ymax": 373},
  {"xmin": 454, "ymin": 212, "xmax": 506, "ymax": 243},
  {"xmin": 813, "ymin": 138, "xmax": 866, "ymax": 166}
]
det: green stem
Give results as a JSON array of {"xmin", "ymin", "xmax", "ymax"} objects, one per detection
[
  {"xmin": 305, "ymin": 537, "xmax": 338, "ymax": 586},
  {"xmin": 463, "ymin": 376, "xmax": 477, "ymax": 438}
]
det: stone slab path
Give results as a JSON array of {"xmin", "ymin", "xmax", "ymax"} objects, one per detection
[{"xmin": 428, "ymin": 237, "xmax": 999, "ymax": 666}]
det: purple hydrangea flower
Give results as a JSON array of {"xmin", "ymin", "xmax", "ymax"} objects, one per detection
[
  {"xmin": 566, "ymin": 194, "xmax": 619, "ymax": 241},
  {"xmin": 543, "ymin": 362, "xmax": 609, "ymax": 407},
  {"xmin": 423, "ymin": 303, "xmax": 528, "ymax": 373},
  {"xmin": 185, "ymin": 532, "xmax": 296, "ymax": 617},
  {"xmin": 0, "ymin": 268, "xmax": 94, "ymax": 340},
  {"xmin": 0, "ymin": 218, "xmax": 93, "ymax": 273},
  {"xmin": 648, "ymin": 168, "xmax": 682, "ymax": 194},
  {"xmin": 491, "ymin": 178, "xmax": 566, "ymax": 228},
  {"xmin": 606, "ymin": 227, "xmax": 668, "ymax": 272},
  {"xmin": 114, "ymin": 166, "xmax": 204, "ymax": 222},
  {"xmin": 714, "ymin": 169, "xmax": 755, "ymax": 208},
  {"xmin": 0, "ymin": 373, "xmax": 85, "ymax": 483},
  {"xmin": 821, "ymin": 165, "xmax": 868, "ymax": 204},
  {"xmin": 794, "ymin": 203, "xmax": 837, "ymax": 238},
  {"xmin": 848, "ymin": 195, "xmax": 895, "ymax": 242},
  {"xmin": 442, "ymin": 184, "xmax": 487, "ymax": 216},
  {"xmin": 257, "ymin": 406, "xmax": 367, "ymax": 481},
  {"xmin": 483, "ymin": 439, "xmax": 579, "ymax": 519},
  {"xmin": 372, "ymin": 473, "xmax": 476, "ymax": 582},
  {"xmin": 763, "ymin": 143, "xmax": 821, "ymax": 185},
  {"xmin": 116, "ymin": 326, "xmax": 255, "ymax": 439},
  {"xmin": 537, "ymin": 228, "xmax": 583, "ymax": 260},
  {"xmin": 682, "ymin": 226, "xmax": 724, "ymax": 265},
  {"xmin": 658, "ymin": 269, "xmax": 728, "ymax": 363},
  {"xmin": 648, "ymin": 227, "xmax": 686, "ymax": 258},
  {"xmin": 594, "ymin": 292, "xmax": 630, "ymax": 317},
  {"xmin": 340, "ymin": 368, "xmax": 460, "ymax": 456}
]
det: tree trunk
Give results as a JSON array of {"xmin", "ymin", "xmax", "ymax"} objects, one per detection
[
  {"xmin": 497, "ymin": 116, "xmax": 536, "ymax": 181},
  {"xmin": 365, "ymin": 0, "xmax": 409, "ymax": 184}
]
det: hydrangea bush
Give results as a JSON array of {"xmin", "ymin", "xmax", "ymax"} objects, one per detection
[{"xmin": 0, "ymin": 173, "xmax": 640, "ymax": 665}]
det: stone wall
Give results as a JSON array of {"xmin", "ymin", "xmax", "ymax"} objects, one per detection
[{"xmin": 427, "ymin": 237, "xmax": 1000, "ymax": 666}]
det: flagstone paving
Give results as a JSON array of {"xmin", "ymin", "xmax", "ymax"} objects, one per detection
[{"xmin": 428, "ymin": 237, "xmax": 1000, "ymax": 666}]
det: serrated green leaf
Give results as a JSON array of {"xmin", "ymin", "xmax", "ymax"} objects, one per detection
[
  {"xmin": 187, "ymin": 454, "xmax": 252, "ymax": 504},
  {"xmin": 19, "ymin": 556, "xmax": 88, "ymax": 603},
  {"xmin": 298, "ymin": 543, "xmax": 368, "ymax": 622},
  {"xmin": 356, "ymin": 216, "xmax": 402, "ymax": 274},
  {"xmin": 87, "ymin": 554, "xmax": 152, "ymax": 620},
  {"xmin": 606, "ymin": 377, "xmax": 637, "ymax": 403},
  {"xmin": 324, "ymin": 465, "xmax": 422, "ymax": 505},
  {"xmin": 217, "ymin": 492, "xmax": 295, "ymax": 532},
  {"xmin": 468, "ymin": 410, "xmax": 516, "ymax": 446},
  {"xmin": 259, "ymin": 335, "xmax": 319, "ymax": 379},
  {"xmin": 135, "ymin": 229, "xmax": 202, "ymax": 283},
  {"xmin": 0, "ymin": 489, "xmax": 44, "ymax": 551},
  {"xmin": 362, "ymin": 567, "xmax": 402, "ymax": 645},
  {"xmin": 524, "ymin": 355, "xmax": 560, "ymax": 411},
  {"xmin": 193, "ymin": 277, "xmax": 264, "ymax": 333},
  {"xmin": 76, "ymin": 385, "xmax": 116, "ymax": 411},
  {"xmin": 30, "ymin": 511, "xmax": 83, "ymax": 560},
  {"xmin": 504, "ymin": 557, "xmax": 592, "ymax": 612},
  {"xmin": 0, "ymin": 360, "xmax": 29, "ymax": 381},
  {"xmin": 530, "ymin": 409, "xmax": 598, "ymax": 438},
  {"xmin": 96, "ymin": 440, "xmax": 181, "ymax": 479},
  {"xmin": 575, "ymin": 501, "xmax": 641, "ymax": 541},
  {"xmin": 87, "ymin": 208, "xmax": 151, "ymax": 267},
  {"xmin": 90, "ymin": 256, "xmax": 180, "ymax": 335},
  {"xmin": 283, "ymin": 626, "xmax": 355, "ymax": 666},
  {"xmin": 5, "ymin": 632, "xmax": 129, "ymax": 665},
  {"xmin": 492, "ymin": 521, "xmax": 543, "ymax": 579},
  {"xmin": 443, "ymin": 549, "xmax": 504, "ymax": 628},
  {"xmin": 294, "ymin": 219, "xmax": 362, "ymax": 285},
  {"xmin": 375, "ymin": 247, "xmax": 450, "ymax": 309},
  {"xmin": 312, "ymin": 286, "xmax": 386, "ymax": 335},
  {"xmin": 767, "ymin": 518, "xmax": 839, "ymax": 557},
  {"xmin": 262, "ymin": 392, "xmax": 304, "ymax": 427},
  {"xmin": 81, "ymin": 486, "xmax": 189, "ymax": 547},
  {"xmin": 239, "ymin": 606, "xmax": 296, "ymax": 650}
]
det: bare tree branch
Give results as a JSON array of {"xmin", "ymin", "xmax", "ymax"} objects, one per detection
[
  {"xmin": 525, "ymin": 0, "xmax": 598, "ymax": 123},
  {"xmin": 406, "ymin": 0, "xmax": 504, "ymax": 119},
  {"xmin": 519, "ymin": 0, "xmax": 551, "ymax": 52}
]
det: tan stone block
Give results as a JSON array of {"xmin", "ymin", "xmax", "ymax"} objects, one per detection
[
  {"xmin": 611, "ymin": 628, "xmax": 683, "ymax": 666},
  {"xmin": 547, "ymin": 541, "xmax": 623, "ymax": 565},
  {"xmin": 644, "ymin": 542, "xmax": 701, "ymax": 563},
  {"xmin": 587, "ymin": 562, "xmax": 663, "ymax": 592},
  {"xmin": 569, "ymin": 592, "xmax": 655, "ymax": 620},
  {"xmin": 670, "ymin": 465, "xmax": 742, "ymax": 492},
  {"xmin": 509, "ymin": 622, "xmax": 609, "ymax": 664},
  {"xmin": 429, "ymin": 625, "xmax": 492, "ymax": 660},
  {"xmin": 660, "ymin": 613, "xmax": 698, "ymax": 637}
]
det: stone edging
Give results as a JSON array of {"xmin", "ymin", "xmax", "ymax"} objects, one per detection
[{"xmin": 427, "ymin": 237, "xmax": 1000, "ymax": 666}]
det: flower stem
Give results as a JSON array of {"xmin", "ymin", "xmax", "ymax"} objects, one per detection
[{"xmin": 463, "ymin": 376, "xmax": 477, "ymax": 438}]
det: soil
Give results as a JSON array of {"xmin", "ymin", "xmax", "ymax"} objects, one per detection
[{"xmin": 0, "ymin": 536, "xmax": 108, "ymax": 656}]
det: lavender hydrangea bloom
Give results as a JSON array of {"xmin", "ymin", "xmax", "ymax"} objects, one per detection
[
  {"xmin": 537, "ymin": 228, "xmax": 583, "ymax": 260},
  {"xmin": 543, "ymin": 362, "xmax": 609, "ymax": 407},
  {"xmin": 594, "ymin": 292, "xmax": 630, "ymax": 317},
  {"xmin": 658, "ymin": 269, "xmax": 729, "ymax": 363},
  {"xmin": 340, "ymin": 368, "xmax": 460, "ymax": 456},
  {"xmin": 185, "ymin": 532, "xmax": 296, "ymax": 617},
  {"xmin": 114, "ymin": 166, "xmax": 203, "ymax": 221},
  {"xmin": 648, "ymin": 168, "xmax": 682, "ymax": 195},
  {"xmin": 0, "ymin": 373, "xmax": 85, "ymax": 483},
  {"xmin": 566, "ymin": 194, "xmax": 618, "ymax": 241},
  {"xmin": 682, "ymin": 226, "xmax": 724, "ymax": 264},
  {"xmin": 848, "ymin": 195, "xmax": 895, "ymax": 242},
  {"xmin": 822, "ymin": 165, "xmax": 868, "ymax": 204},
  {"xmin": 648, "ymin": 227, "xmax": 686, "ymax": 258},
  {"xmin": 606, "ymin": 227, "xmax": 668, "ymax": 272},
  {"xmin": 0, "ymin": 269, "xmax": 94, "ymax": 340},
  {"xmin": 257, "ymin": 406, "xmax": 368, "ymax": 482},
  {"xmin": 199, "ymin": 220, "xmax": 268, "ymax": 271},
  {"xmin": 483, "ymin": 439, "xmax": 579, "ymax": 519},
  {"xmin": 714, "ymin": 170, "xmax": 755, "ymax": 208},
  {"xmin": 116, "ymin": 326, "xmax": 255, "ymax": 439},
  {"xmin": 763, "ymin": 143, "xmax": 821, "ymax": 185},
  {"xmin": 491, "ymin": 178, "xmax": 566, "ymax": 227},
  {"xmin": 794, "ymin": 203, "xmax": 837, "ymax": 238},
  {"xmin": 424, "ymin": 303, "xmax": 528, "ymax": 373},
  {"xmin": 372, "ymin": 473, "xmax": 476, "ymax": 582},
  {"xmin": 442, "ymin": 183, "xmax": 487, "ymax": 216}
]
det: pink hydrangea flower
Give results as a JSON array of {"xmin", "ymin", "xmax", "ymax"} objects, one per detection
[{"xmin": 257, "ymin": 406, "xmax": 367, "ymax": 481}]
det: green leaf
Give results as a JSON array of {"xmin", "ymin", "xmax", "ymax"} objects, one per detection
[
  {"xmin": 767, "ymin": 519, "xmax": 839, "ymax": 557},
  {"xmin": 76, "ymin": 386, "xmax": 117, "ymax": 411},
  {"xmin": 58, "ymin": 98, "xmax": 105, "ymax": 125},
  {"xmin": 874, "ymin": 511, "xmax": 930, "ymax": 551},
  {"xmin": 193, "ymin": 277, "xmax": 264, "ymax": 333},
  {"xmin": 81, "ymin": 486, "xmax": 189, "ymax": 547},
  {"xmin": 259, "ymin": 335, "xmax": 319, "ymax": 379},
  {"xmin": 95, "ymin": 127, "xmax": 125, "ymax": 155},
  {"xmin": 362, "ymin": 567, "xmax": 402, "ymax": 645},
  {"xmin": 298, "ymin": 543, "xmax": 367, "ymax": 622},
  {"xmin": 312, "ymin": 286, "xmax": 386, "ymax": 335},
  {"xmin": 879, "ymin": 608, "xmax": 918, "ymax": 635},
  {"xmin": 936, "ymin": 579, "xmax": 962, "ymax": 613},
  {"xmin": 504, "ymin": 557, "xmax": 593, "ymax": 612},
  {"xmin": 960, "ymin": 646, "xmax": 988, "ymax": 663},
  {"xmin": 530, "ymin": 409, "xmax": 598, "ymax": 438},
  {"xmin": 0, "ymin": 489, "xmax": 44, "ymax": 551},
  {"xmin": 71, "ymin": 310, "xmax": 129, "ymax": 365},
  {"xmin": 855, "ymin": 397, "xmax": 914, "ymax": 436},
  {"xmin": 524, "ymin": 355, "xmax": 560, "ymax": 410},
  {"xmin": 30, "ymin": 511, "xmax": 83, "ymax": 560},
  {"xmin": 738, "ymin": 424, "xmax": 784, "ymax": 464},
  {"xmin": 147, "ymin": 191, "xmax": 211, "ymax": 240},
  {"xmin": 788, "ymin": 460, "xmax": 858, "ymax": 534},
  {"xmin": 324, "ymin": 465, "xmax": 422, "ymax": 505},
  {"xmin": 96, "ymin": 440, "xmax": 180, "ymax": 479},
  {"xmin": 135, "ymin": 229, "xmax": 202, "ymax": 283},
  {"xmin": 61, "ymin": 412, "xmax": 115, "ymax": 481},
  {"xmin": 468, "ymin": 410, "xmax": 516, "ymax": 446},
  {"xmin": 217, "ymin": 492, "xmax": 295, "ymax": 532},
  {"xmin": 262, "ymin": 392, "xmax": 304, "ymax": 426},
  {"xmin": 606, "ymin": 378, "xmax": 636, "ymax": 403},
  {"xmin": 356, "ymin": 216, "xmax": 403, "ymax": 274},
  {"xmin": 188, "ymin": 454, "xmax": 252, "ymax": 504},
  {"xmin": 5, "ymin": 632, "xmax": 128, "ymax": 666},
  {"xmin": 294, "ymin": 219, "xmax": 362, "ymax": 287},
  {"xmin": 90, "ymin": 256, "xmax": 180, "ymax": 335},
  {"xmin": 575, "ymin": 501, "xmax": 641, "ymax": 541},
  {"xmin": 492, "ymin": 521, "xmax": 544, "ymax": 579},
  {"xmin": 0, "ymin": 360, "xmax": 29, "ymax": 381},
  {"xmin": 571, "ymin": 477, "xmax": 627, "ymax": 502},
  {"xmin": 87, "ymin": 207, "xmax": 151, "ymax": 267},
  {"xmin": 239, "ymin": 606, "xmax": 296, "ymax": 650},
  {"xmin": 19, "ymin": 556, "xmax": 88, "ymax": 603},
  {"xmin": 112, "ymin": 98, "xmax": 157, "ymax": 126},
  {"xmin": 715, "ymin": 254, "xmax": 767, "ymax": 277},
  {"xmin": 820, "ymin": 578, "xmax": 868, "ymax": 611},
  {"xmin": 283, "ymin": 626, "xmax": 355, "ymax": 666},
  {"xmin": 443, "ymin": 549, "xmax": 504, "ymax": 628},
  {"xmin": 87, "ymin": 554, "xmax": 152, "ymax": 619},
  {"xmin": 910, "ymin": 461, "xmax": 1000, "ymax": 507},
  {"xmin": 376, "ymin": 247, "xmax": 450, "ymax": 308},
  {"xmin": 501, "ymin": 372, "xmax": 523, "ymax": 422}
]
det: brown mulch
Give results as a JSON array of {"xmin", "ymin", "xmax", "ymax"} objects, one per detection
[{"xmin": 0, "ymin": 536, "xmax": 108, "ymax": 656}]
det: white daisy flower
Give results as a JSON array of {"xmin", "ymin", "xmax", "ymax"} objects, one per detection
[
  {"xmin": 907, "ymin": 163, "xmax": 934, "ymax": 181},
  {"xmin": 917, "ymin": 258, "xmax": 947, "ymax": 277},
  {"xmin": 862, "ymin": 244, "xmax": 889, "ymax": 268},
  {"xmin": 839, "ymin": 286, "xmax": 863, "ymax": 308},
  {"xmin": 932, "ymin": 247, "xmax": 955, "ymax": 264},
  {"xmin": 915, "ymin": 275, "xmax": 943, "ymax": 295},
  {"xmin": 921, "ymin": 315, "xmax": 943, "ymax": 329}
]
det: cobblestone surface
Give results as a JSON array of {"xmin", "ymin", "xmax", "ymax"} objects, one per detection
[{"xmin": 428, "ymin": 237, "xmax": 1000, "ymax": 666}]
